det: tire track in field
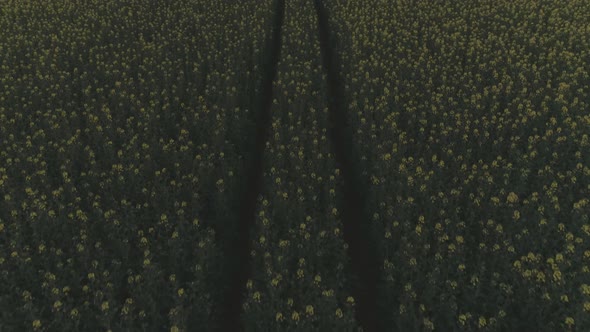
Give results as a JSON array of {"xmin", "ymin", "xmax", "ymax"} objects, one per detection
[
  {"xmin": 313, "ymin": 1, "xmax": 384, "ymax": 331},
  {"xmin": 215, "ymin": 0, "xmax": 285, "ymax": 330}
]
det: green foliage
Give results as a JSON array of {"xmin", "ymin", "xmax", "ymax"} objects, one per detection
[
  {"xmin": 325, "ymin": 0, "xmax": 590, "ymax": 330},
  {"xmin": 0, "ymin": 0, "xmax": 273, "ymax": 330}
]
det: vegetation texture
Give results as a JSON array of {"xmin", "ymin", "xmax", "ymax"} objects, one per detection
[{"xmin": 1, "ymin": 0, "xmax": 589, "ymax": 331}]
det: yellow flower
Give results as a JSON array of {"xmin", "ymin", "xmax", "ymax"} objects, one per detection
[
  {"xmin": 556, "ymin": 254, "xmax": 564, "ymax": 263},
  {"xmin": 170, "ymin": 326, "xmax": 180, "ymax": 332},
  {"xmin": 276, "ymin": 312, "xmax": 284, "ymax": 322},
  {"xmin": 478, "ymin": 316, "xmax": 487, "ymax": 327},
  {"xmin": 458, "ymin": 314, "xmax": 467, "ymax": 325},
  {"xmin": 305, "ymin": 305, "xmax": 314, "ymax": 315},
  {"xmin": 347, "ymin": 296, "xmax": 355, "ymax": 304},
  {"xmin": 177, "ymin": 288, "xmax": 184, "ymax": 297},
  {"xmin": 507, "ymin": 192, "xmax": 519, "ymax": 203},
  {"xmin": 252, "ymin": 292, "xmax": 261, "ymax": 302},
  {"xmin": 565, "ymin": 317, "xmax": 574, "ymax": 326},
  {"xmin": 101, "ymin": 301, "xmax": 109, "ymax": 311},
  {"xmin": 335, "ymin": 308, "xmax": 343, "ymax": 318},
  {"xmin": 314, "ymin": 275, "xmax": 321, "ymax": 284},
  {"xmin": 291, "ymin": 311, "xmax": 300, "ymax": 321},
  {"xmin": 513, "ymin": 210, "xmax": 520, "ymax": 220},
  {"xmin": 297, "ymin": 269, "xmax": 304, "ymax": 279}
]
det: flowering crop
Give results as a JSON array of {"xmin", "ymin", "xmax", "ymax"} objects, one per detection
[
  {"xmin": 240, "ymin": 0, "xmax": 358, "ymax": 330},
  {"xmin": 3, "ymin": 0, "xmax": 589, "ymax": 330},
  {"xmin": 0, "ymin": 0, "xmax": 273, "ymax": 330},
  {"xmin": 325, "ymin": 0, "xmax": 590, "ymax": 330}
]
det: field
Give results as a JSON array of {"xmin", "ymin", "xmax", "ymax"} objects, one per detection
[{"xmin": 1, "ymin": 0, "xmax": 589, "ymax": 331}]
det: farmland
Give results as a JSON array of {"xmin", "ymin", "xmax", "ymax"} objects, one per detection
[{"xmin": 1, "ymin": 0, "xmax": 589, "ymax": 331}]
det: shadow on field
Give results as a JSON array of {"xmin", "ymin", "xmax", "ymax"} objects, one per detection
[
  {"xmin": 211, "ymin": 0, "xmax": 285, "ymax": 330},
  {"xmin": 313, "ymin": 0, "xmax": 385, "ymax": 331}
]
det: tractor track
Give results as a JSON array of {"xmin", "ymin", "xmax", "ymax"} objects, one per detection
[
  {"xmin": 313, "ymin": 0, "xmax": 384, "ymax": 331},
  {"xmin": 214, "ymin": 0, "xmax": 285, "ymax": 330}
]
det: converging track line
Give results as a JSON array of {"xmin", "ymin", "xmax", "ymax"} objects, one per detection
[
  {"xmin": 215, "ymin": 0, "xmax": 285, "ymax": 330},
  {"xmin": 313, "ymin": 0, "xmax": 384, "ymax": 331}
]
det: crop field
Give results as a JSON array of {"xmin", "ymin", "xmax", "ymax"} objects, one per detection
[{"xmin": 1, "ymin": 0, "xmax": 589, "ymax": 331}]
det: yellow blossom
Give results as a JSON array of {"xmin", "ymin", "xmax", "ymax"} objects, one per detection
[
  {"xmin": 276, "ymin": 312, "xmax": 284, "ymax": 322},
  {"xmin": 297, "ymin": 269, "xmax": 304, "ymax": 279},
  {"xmin": 253, "ymin": 292, "xmax": 261, "ymax": 302},
  {"xmin": 458, "ymin": 314, "xmax": 467, "ymax": 326},
  {"xmin": 507, "ymin": 192, "xmax": 519, "ymax": 203},
  {"xmin": 101, "ymin": 301, "xmax": 109, "ymax": 311},
  {"xmin": 479, "ymin": 316, "xmax": 487, "ymax": 327},
  {"xmin": 513, "ymin": 210, "xmax": 520, "ymax": 220}
]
